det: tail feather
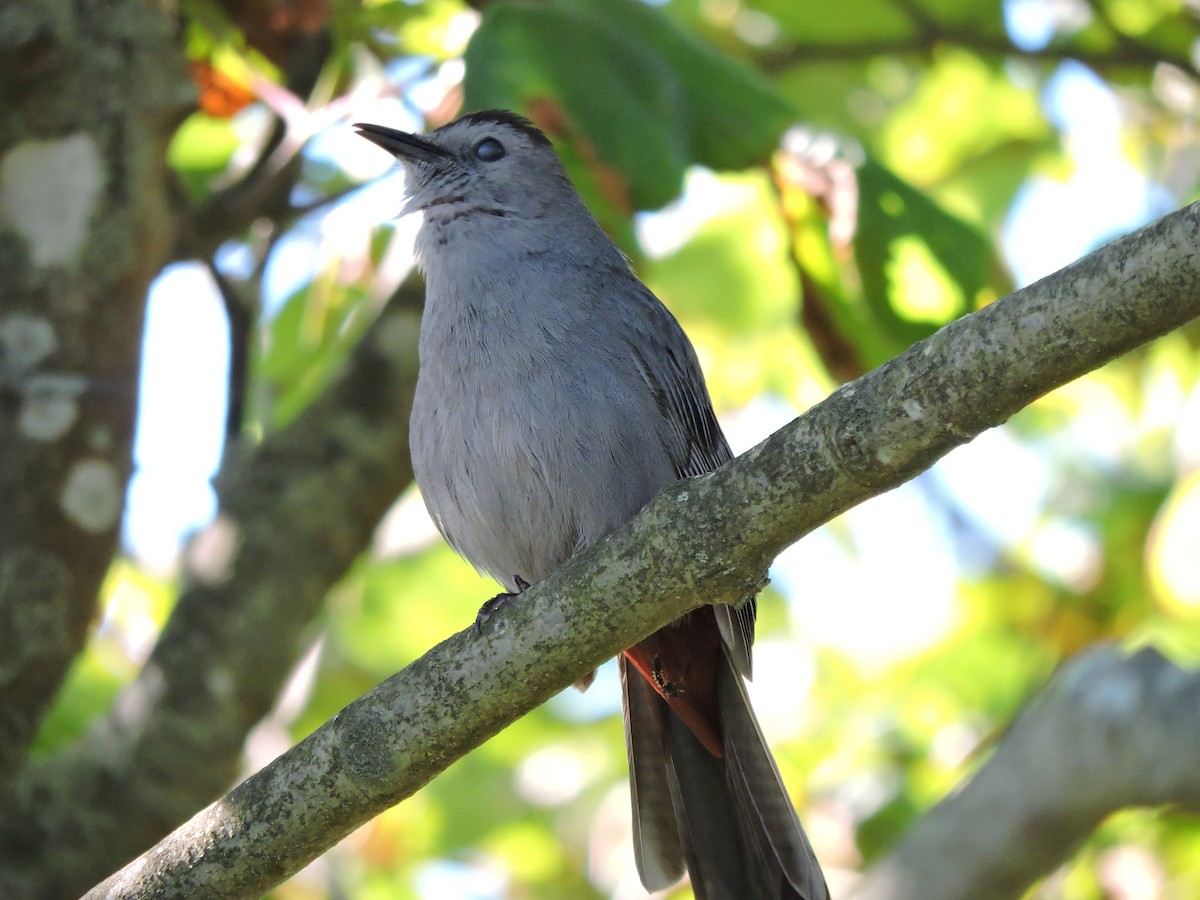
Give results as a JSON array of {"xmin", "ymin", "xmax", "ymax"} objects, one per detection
[
  {"xmin": 620, "ymin": 655, "xmax": 685, "ymax": 890},
  {"xmin": 718, "ymin": 652, "xmax": 829, "ymax": 899},
  {"xmin": 664, "ymin": 712, "xmax": 757, "ymax": 898},
  {"xmin": 621, "ymin": 641, "xmax": 829, "ymax": 900}
]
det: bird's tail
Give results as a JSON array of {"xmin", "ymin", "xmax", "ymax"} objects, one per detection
[{"xmin": 620, "ymin": 614, "xmax": 829, "ymax": 900}]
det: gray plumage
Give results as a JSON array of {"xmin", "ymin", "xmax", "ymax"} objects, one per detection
[{"xmin": 355, "ymin": 111, "xmax": 828, "ymax": 900}]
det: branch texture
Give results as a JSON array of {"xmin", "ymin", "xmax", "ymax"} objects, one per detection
[
  {"xmin": 0, "ymin": 285, "xmax": 422, "ymax": 898},
  {"xmin": 0, "ymin": 0, "xmax": 190, "ymax": 792},
  {"xmin": 850, "ymin": 646, "xmax": 1200, "ymax": 900},
  {"xmin": 87, "ymin": 202, "xmax": 1200, "ymax": 898}
]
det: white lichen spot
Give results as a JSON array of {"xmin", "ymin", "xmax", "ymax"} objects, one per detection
[
  {"xmin": 20, "ymin": 394, "xmax": 77, "ymax": 441},
  {"xmin": 18, "ymin": 373, "xmax": 86, "ymax": 442},
  {"xmin": 89, "ymin": 425, "xmax": 114, "ymax": 452},
  {"xmin": 1, "ymin": 133, "xmax": 103, "ymax": 266},
  {"xmin": 207, "ymin": 666, "xmax": 235, "ymax": 701},
  {"xmin": 901, "ymin": 398, "xmax": 925, "ymax": 420},
  {"xmin": 112, "ymin": 662, "xmax": 165, "ymax": 728},
  {"xmin": 185, "ymin": 514, "xmax": 240, "ymax": 585},
  {"xmin": 1, "ymin": 314, "xmax": 57, "ymax": 374},
  {"xmin": 60, "ymin": 457, "xmax": 122, "ymax": 533}
]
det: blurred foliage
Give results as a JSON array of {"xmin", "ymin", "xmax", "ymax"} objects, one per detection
[{"xmin": 47, "ymin": 0, "xmax": 1200, "ymax": 897}]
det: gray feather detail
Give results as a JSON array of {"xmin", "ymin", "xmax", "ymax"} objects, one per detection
[
  {"xmin": 714, "ymin": 602, "xmax": 757, "ymax": 679},
  {"xmin": 625, "ymin": 289, "xmax": 759, "ymax": 681},
  {"xmin": 620, "ymin": 655, "xmax": 685, "ymax": 890},
  {"xmin": 625, "ymin": 286, "xmax": 732, "ymax": 481},
  {"xmin": 718, "ymin": 650, "xmax": 830, "ymax": 900},
  {"xmin": 664, "ymin": 713, "xmax": 754, "ymax": 899},
  {"xmin": 622, "ymin": 650, "xmax": 829, "ymax": 900}
]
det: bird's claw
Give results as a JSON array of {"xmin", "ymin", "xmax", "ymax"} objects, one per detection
[
  {"xmin": 473, "ymin": 576, "xmax": 531, "ymax": 635},
  {"xmin": 474, "ymin": 593, "xmax": 512, "ymax": 634}
]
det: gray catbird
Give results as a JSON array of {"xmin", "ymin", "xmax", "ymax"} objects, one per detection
[{"xmin": 355, "ymin": 110, "xmax": 829, "ymax": 900}]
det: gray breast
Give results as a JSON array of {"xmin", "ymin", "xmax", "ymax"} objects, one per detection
[{"xmin": 410, "ymin": 277, "xmax": 677, "ymax": 591}]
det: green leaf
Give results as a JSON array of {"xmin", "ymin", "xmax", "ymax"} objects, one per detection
[
  {"xmin": 746, "ymin": 0, "xmax": 915, "ymax": 44},
  {"xmin": 167, "ymin": 112, "xmax": 241, "ymax": 201},
  {"xmin": 853, "ymin": 160, "xmax": 999, "ymax": 357},
  {"xmin": 256, "ymin": 276, "xmax": 377, "ymax": 428},
  {"xmin": 464, "ymin": 0, "xmax": 794, "ymax": 210}
]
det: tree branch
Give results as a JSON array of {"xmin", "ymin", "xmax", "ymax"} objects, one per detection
[
  {"xmin": 0, "ymin": 0, "xmax": 190, "ymax": 791},
  {"xmin": 87, "ymin": 201, "xmax": 1200, "ymax": 898},
  {"xmin": 759, "ymin": 33, "xmax": 1194, "ymax": 75},
  {"xmin": 0, "ymin": 281, "xmax": 424, "ymax": 899},
  {"xmin": 849, "ymin": 646, "xmax": 1200, "ymax": 900},
  {"xmin": 755, "ymin": 0, "xmax": 1200, "ymax": 80}
]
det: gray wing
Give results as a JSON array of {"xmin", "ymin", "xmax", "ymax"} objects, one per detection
[{"xmin": 623, "ymin": 286, "xmax": 757, "ymax": 678}]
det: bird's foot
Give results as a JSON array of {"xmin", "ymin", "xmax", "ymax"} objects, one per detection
[{"xmin": 474, "ymin": 576, "xmax": 530, "ymax": 634}]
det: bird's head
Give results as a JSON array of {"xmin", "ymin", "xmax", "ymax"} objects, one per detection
[{"xmin": 354, "ymin": 110, "xmax": 578, "ymax": 223}]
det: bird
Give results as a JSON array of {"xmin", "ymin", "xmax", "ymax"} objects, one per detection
[{"xmin": 355, "ymin": 109, "xmax": 829, "ymax": 900}]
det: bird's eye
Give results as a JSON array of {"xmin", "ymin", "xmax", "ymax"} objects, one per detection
[{"xmin": 473, "ymin": 137, "xmax": 506, "ymax": 162}]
